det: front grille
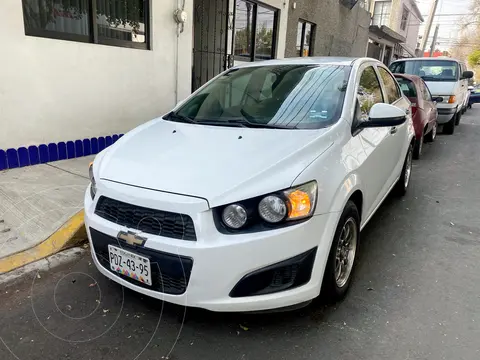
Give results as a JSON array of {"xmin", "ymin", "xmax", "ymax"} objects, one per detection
[
  {"xmin": 90, "ymin": 228, "xmax": 193, "ymax": 295},
  {"xmin": 95, "ymin": 196, "xmax": 197, "ymax": 241}
]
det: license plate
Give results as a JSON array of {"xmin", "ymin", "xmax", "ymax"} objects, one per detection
[{"xmin": 108, "ymin": 245, "xmax": 152, "ymax": 286}]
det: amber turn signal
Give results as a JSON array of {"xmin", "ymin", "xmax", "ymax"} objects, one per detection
[{"xmin": 283, "ymin": 181, "xmax": 317, "ymax": 220}]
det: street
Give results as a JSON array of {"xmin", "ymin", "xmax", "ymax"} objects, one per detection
[{"xmin": 2, "ymin": 108, "xmax": 480, "ymax": 360}]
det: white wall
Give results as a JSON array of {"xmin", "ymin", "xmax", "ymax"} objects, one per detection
[
  {"xmin": 265, "ymin": 0, "xmax": 289, "ymax": 60},
  {"xmin": 403, "ymin": 0, "xmax": 421, "ymax": 54},
  {"xmin": 0, "ymin": 0, "xmax": 193, "ymax": 150}
]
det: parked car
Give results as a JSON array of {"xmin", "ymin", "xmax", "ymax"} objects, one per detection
[
  {"xmin": 85, "ymin": 57, "xmax": 415, "ymax": 312},
  {"xmin": 468, "ymin": 86, "xmax": 480, "ymax": 108},
  {"xmin": 394, "ymin": 74, "xmax": 440, "ymax": 159},
  {"xmin": 389, "ymin": 57, "xmax": 473, "ymax": 135}
]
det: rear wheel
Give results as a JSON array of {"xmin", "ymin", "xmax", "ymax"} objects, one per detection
[
  {"xmin": 425, "ymin": 122, "xmax": 437, "ymax": 142},
  {"xmin": 413, "ymin": 132, "xmax": 423, "ymax": 160},
  {"xmin": 394, "ymin": 144, "xmax": 413, "ymax": 196},
  {"xmin": 443, "ymin": 116, "xmax": 455, "ymax": 135},
  {"xmin": 321, "ymin": 201, "xmax": 360, "ymax": 303}
]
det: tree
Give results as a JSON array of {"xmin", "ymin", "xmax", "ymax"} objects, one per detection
[{"xmin": 468, "ymin": 49, "xmax": 480, "ymax": 68}]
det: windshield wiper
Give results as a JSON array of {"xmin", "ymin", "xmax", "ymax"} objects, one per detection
[
  {"xmin": 164, "ymin": 112, "xmax": 197, "ymax": 124},
  {"xmin": 224, "ymin": 118, "xmax": 290, "ymax": 129},
  {"xmin": 237, "ymin": 109, "xmax": 290, "ymax": 129}
]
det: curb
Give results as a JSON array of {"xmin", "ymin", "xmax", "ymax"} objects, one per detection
[{"xmin": 0, "ymin": 210, "xmax": 87, "ymax": 274}]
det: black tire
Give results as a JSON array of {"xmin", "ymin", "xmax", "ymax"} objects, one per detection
[
  {"xmin": 443, "ymin": 116, "xmax": 455, "ymax": 135},
  {"xmin": 413, "ymin": 132, "xmax": 423, "ymax": 160},
  {"xmin": 321, "ymin": 201, "xmax": 360, "ymax": 303},
  {"xmin": 394, "ymin": 144, "xmax": 413, "ymax": 196},
  {"xmin": 425, "ymin": 122, "xmax": 437, "ymax": 143},
  {"xmin": 455, "ymin": 111, "xmax": 462, "ymax": 125}
]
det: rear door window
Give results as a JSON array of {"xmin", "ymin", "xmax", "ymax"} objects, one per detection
[
  {"xmin": 378, "ymin": 67, "xmax": 402, "ymax": 104},
  {"xmin": 420, "ymin": 80, "xmax": 432, "ymax": 101}
]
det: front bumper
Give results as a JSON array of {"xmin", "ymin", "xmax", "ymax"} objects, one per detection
[
  {"xmin": 84, "ymin": 180, "xmax": 339, "ymax": 312},
  {"xmin": 436, "ymin": 105, "xmax": 457, "ymax": 124}
]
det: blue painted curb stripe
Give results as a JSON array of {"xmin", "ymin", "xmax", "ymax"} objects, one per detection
[{"xmin": 0, "ymin": 133, "xmax": 124, "ymax": 171}]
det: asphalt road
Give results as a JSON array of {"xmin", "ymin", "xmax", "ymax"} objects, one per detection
[{"xmin": 2, "ymin": 107, "xmax": 480, "ymax": 360}]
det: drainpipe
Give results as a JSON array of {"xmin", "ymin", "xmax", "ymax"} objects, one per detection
[{"xmin": 174, "ymin": 0, "xmax": 186, "ymax": 105}]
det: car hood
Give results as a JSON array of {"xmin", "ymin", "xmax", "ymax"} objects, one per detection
[
  {"xmin": 96, "ymin": 118, "xmax": 334, "ymax": 207},
  {"xmin": 424, "ymin": 81, "xmax": 457, "ymax": 96}
]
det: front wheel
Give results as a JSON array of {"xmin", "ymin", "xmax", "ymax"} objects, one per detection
[
  {"xmin": 443, "ymin": 116, "xmax": 455, "ymax": 135},
  {"xmin": 321, "ymin": 201, "xmax": 360, "ymax": 303},
  {"xmin": 394, "ymin": 144, "xmax": 413, "ymax": 196},
  {"xmin": 455, "ymin": 111, "xmax": 462, "ymax": 125}
]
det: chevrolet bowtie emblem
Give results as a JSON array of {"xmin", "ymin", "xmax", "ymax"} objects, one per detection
[{"xmin": 117, "ymin": 231, "xmax": 147, "ymax": 246}]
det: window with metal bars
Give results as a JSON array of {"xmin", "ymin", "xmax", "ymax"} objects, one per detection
[{"xmin": 21, "ymin": 0, "xmax": 150, "ymax": 49}]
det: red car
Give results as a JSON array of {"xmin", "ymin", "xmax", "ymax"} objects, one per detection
[{"xmin": 394, "ymin": 74, "xmax": 440, "ymax": 159}]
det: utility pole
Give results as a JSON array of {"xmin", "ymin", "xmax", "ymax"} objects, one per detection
[
  {"xmin": 421, "ymin": 0, "xmax": 440, "ymax": 53},
  {"xmin": 429, "ymin": 25, "xmax": 440, "ymax": 57}
]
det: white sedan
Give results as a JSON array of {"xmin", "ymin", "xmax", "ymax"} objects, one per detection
[{"xmin": 85, "ymin": 57, "xmax": 415, "ymax": 312}]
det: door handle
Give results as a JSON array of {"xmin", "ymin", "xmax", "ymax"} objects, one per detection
[{"xmin": 390, "ymin": 127, "xmax": 398, "ymax": 134}]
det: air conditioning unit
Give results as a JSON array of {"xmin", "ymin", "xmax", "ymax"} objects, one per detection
[{"xmin": 340, "ymin": 0, "xmax": 359, "ymax": 10}]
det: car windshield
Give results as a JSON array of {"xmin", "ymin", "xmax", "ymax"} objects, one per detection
[
  {"xmin": 390, "ymin": 60, "xmax": 459, "ymax": 82},
  {"xmin": 395, "ymin": 77, "xmax": 417, "ymax": 98},
  {"xmin": 166, "ymin": 64, "xmax": 351, "ymax": 129}
]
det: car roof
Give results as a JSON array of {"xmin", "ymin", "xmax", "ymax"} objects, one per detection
[
  {"xmin": 393, "ymin": 73, "xmax": 421, "ymax": 82},
  {"xmin": 232, "ymin": 57, "xmax": 379, "ymax": 68},
  {"xmin": 391, "ymin": 57, "xmax": 460, "ymax": 63}
]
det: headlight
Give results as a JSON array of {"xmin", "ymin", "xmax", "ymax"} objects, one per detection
[
  {"xmin": 217, "ymin": 181, "xmax": 317, "ymax": 232},
  {"xmin": 89, "ymin": 162, "xmax": 96, "ymax": 200},
  {"xmin": 222, "ymin": 204, "xmax": 247, "ymax": 229},
  {"xmin": 258, "ymin": 195, "xmax": 287, "ymax": 223}
]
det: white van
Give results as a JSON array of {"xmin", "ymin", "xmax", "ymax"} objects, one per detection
[{"xmin": 389, "ymin": 57, "xmax": 473, "ymax": 135}]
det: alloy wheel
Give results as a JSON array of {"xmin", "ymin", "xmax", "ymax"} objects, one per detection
[
  {"xmin": 404, "ymin": 147, "xmax": 413, "ymax": 188},
  {"xmin": 335, "ymin": 217, "xmax": 358, "ymax": 288}
]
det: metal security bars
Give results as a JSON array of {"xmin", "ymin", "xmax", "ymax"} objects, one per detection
[{"xmin": 192, "ymin": 0, "xmax": 231, "ymax": 91}]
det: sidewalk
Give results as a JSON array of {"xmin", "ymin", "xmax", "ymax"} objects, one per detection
[{"xmin": 0, "ymin": 156, "xmax": 93, "ymax": 273}]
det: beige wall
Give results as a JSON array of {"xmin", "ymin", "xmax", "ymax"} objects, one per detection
[
  {"xmin": 0, "ymin": 0, "xmax": 193, "ymax": 149},
  {"xmin": 370, "ymin": 0, "xmax": 422, "ymax": 55}
]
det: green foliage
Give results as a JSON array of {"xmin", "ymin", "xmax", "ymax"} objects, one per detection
[{"xmin": 468, "ymin": 49, "xmax": 480, "ymax": 68}]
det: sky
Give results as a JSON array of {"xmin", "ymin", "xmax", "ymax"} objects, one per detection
[{"xmin": 416, "ymin": 0, "xmax": 475, "ymax": 52}]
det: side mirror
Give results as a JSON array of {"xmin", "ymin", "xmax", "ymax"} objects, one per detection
[
  {"xmin": 358, "ymin": 103, "xmax": 407, "ymax": 129},
  {"xmin": 462, "ymin": 71, "xmax": 474, "ymax": 79}
]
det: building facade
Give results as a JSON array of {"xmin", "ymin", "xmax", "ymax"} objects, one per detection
[
  {"xmin": 0, "ymin": 0, "xmax": 371, "ymax": 170},
  {"xmin": 367, "ymin": 0, "xmax": 423, "ymax": 64},
  {"xmin": 284, "ymin": 0, "xmax": 371, "ymax": 58}
]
